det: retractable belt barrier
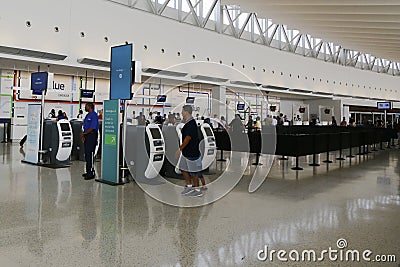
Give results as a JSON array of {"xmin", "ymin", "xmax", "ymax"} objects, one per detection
[{"xmin": 214, "ymin": 126, "xmax": 397, "ymax": 170}]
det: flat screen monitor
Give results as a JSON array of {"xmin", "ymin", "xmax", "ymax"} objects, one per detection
[
  {"xmin": 299, "ymin": 107, "xmax": 306, "ymax": 113},
  {"xmin": 237, "ymin": 103, "xmax": 245, "ymax": 110},
  {"xmin": 157, "ymin": 95, "xmax": 167, "ymax": 103},
  {"xmin": 31, "ymin": 72, "xmax": 48, "ymax": 91},
  {"xmin": 204, "ymin": 127, "xmax": 213, "ymax": 137},
  {"xmin": 110, "ymin": 44, "xmax": 133, "ymax": 100},
  {"xmin": 324, "ymin": 108, "xmax": 331, "ymax": 114},
  {"xmin": 377, "ymin": 102, "xmax": 391, "ymax": 110},
  {"xmin": 269, "ymin": 105, "xmax": 276, "ymax": 112},
  {"xmin": 150, "ymin": 128, "xmax": 161, "ymax": 139},
  {"xmin": 81, "ymin": 89, "xmax": 94, "ymax": 98},
  {"xmin": 60, "ymin": 123, "xmax": 70, "ymax": 131},
  {"xmin": 186, "ymin": 97, "xmax": 195, "ymax": 104}
]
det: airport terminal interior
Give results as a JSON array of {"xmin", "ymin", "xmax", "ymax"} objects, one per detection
[{"xmin": 0, "ymin": 0, "xmax": 400, "ymax": 266}]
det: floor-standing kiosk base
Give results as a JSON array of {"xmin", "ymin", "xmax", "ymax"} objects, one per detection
[
  {"xmin": 24, "ymin": 119, "xmax": 73, "ymax": 169},
  {"xmin": 125, "ymin": 124, "xmax": 165, "ymax": 181}
]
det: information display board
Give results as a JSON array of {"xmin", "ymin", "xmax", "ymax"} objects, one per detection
[
  {"xmin": 110, "ymin": 44, "xmax": 133, "ymax": 100},
  {"xmin": 377, "ymin": 102, "xmax": 391, "ymax": 110},
  {"xmin": 99, "ymin": 100, "xmax": 121, "ymax": 185},
  {"xmin": 24, "ymin": 104, "xmax": 41, "ymax": 164}
]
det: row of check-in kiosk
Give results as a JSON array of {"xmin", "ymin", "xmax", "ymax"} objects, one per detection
[
  {"xmin": 40, "ymin": 118, "xmax": 217, "ymax": 181},
  {"xmin": 39, "ymin": 118, "xmax": 398, "ymax": 179}
]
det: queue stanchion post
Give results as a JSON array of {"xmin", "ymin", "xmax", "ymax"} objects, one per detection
[
  {"xmin": 336, "ymin": 132, "xmax": 345, "ymax": 161},
  {"xmin": 323, "ymin": 133, "xmax": 333, "ymax": 163},
  {"xmin": 309, "ymin": 134, "xmax": 320, "ymax": 166},
  {"xmin": 347, "ymin": 131, "xmax": 355, "ymax": 158},
  {"xmin": 291, "ymin": 156, "xmax": 303, "ymax": 171},
  {"xmin": 217, "ymin": 149, "xmax": 227, "ymax": 162}
]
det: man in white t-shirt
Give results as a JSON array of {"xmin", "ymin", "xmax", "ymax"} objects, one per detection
[{"xmin": 211, "ymin": 114, "xmax": 219, "ymax": 129}]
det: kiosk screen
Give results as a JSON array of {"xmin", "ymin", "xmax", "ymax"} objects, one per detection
[
  {"xmin": 150, "ymin": 128, "xmax": 161, "ymax": 139},
  {"xmin": 60, "ymin": 123, "xmax": 71, "ymax": 132},
  {"xmin": 205, "ymin": 127, "xmax": 213, "ymax": 137}
]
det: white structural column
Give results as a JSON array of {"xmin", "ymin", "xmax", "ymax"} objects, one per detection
[{"xmin": 211, "ymin": 85, "xmax": 226, "ymax": 118}]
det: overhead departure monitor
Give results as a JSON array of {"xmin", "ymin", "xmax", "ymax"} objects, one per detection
[
  {"xmin": 186, "ymin": 97, "xmax": 195, "ymax": 104},
  {"xmin": 269, "ymin": 105, "xmax": 277, "ymax": 112},
  {"xmin": 81, "ymin": 89, "xmax": 94, "ymax": 98},
  {"xmin": 237, "ymin": 103, "xmax": 245, "ymax": 110},
  {"xmin": 377, "ymin": 102, "xmax": 391, "ymax": 110},
  {"xmin": 156, "ymin": 95, "xmax": 167, "ymax": 103}
]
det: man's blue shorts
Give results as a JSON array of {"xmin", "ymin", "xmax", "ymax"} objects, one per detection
[{"xmin": 179, "ymin": 156, "xmax": 202, "ymax": 177}]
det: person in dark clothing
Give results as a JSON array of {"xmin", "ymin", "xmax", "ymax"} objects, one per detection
[
  {"xmin": 331, "ymin": 116, "xmax": 337, "ymax": 126},
  {"xmin": 57, "ymin": 110, "xmax": 66, "ymax": 121},
  {"xmin": 177, "ymin": 105, "xmax": 203, "ymax": 197},
  {"xmin": 229, "ymin": 114, "xmax": 244, "ymax": 133},
  {"xmin": 77, "ymin": 110, "xmax": 83, "ymax": 119},
  {"xmin": 48, "ymin": 109, "xmax": 56, "ymax": 119},
  {"xmin": 81, "ymin": 103, "xmax": 99, "ymax": 180},
  {"xmin": 154, "ymin": 112, "xmax": 163, "ymax": 124},
  {"xmin": 246, "ymin": 115, "xmax": 254, "ymax": 133}
]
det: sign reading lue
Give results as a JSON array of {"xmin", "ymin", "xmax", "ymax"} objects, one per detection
[{"xmin": 110, "ymin": 44, "xmax": 133, "ymax": 100}]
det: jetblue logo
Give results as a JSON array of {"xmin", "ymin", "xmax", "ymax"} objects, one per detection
[{"xmin": 52, "ymin": 81, "xmax": 65, "ymax": 90}]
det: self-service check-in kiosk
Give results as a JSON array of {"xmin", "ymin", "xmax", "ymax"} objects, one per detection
[
  {"xmin": 70, "ymin": 119, "xmax": 85, "ymax": 161},
  {"xmin": 196, "ymin": 121, "xmax": 217, "ymax": 170},
  {"xmin": 161, "ymin": 121, "xmax": 216, "ymax": 178},
  {"xmin": 125, "ymin": 124, "xmax": 165, "ymax": 179},
  {"xmin": 42, "ymin": 119, "xmax": 73, "ymax": 165}
]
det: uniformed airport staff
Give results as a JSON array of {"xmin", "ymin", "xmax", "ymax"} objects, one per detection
[{"xmin": 81, "ymin": 103, "xmax": 99, "ymax": 180}]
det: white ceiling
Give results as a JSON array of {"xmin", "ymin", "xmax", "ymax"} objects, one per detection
[{"xmin": 222, "ymin": 0, "xmax": 400, "ymax": 62}]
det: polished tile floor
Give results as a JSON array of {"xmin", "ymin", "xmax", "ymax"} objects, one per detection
[{"xmin": 0, "ymin": 143, "xmax": 399, "ymax": 266}]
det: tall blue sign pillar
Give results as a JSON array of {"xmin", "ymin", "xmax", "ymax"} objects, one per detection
[{"xmin": 96, "ymin": 44, "xmax": 133, "ymax": 186}]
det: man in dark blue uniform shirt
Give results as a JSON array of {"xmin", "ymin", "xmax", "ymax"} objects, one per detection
[
  {"xmin": 177, "ymin": 105, "xmax": 203, "ymax": 197},
  {"xmin": 81, "ymin": 103, "xmax": 99, "ymax": 180}
]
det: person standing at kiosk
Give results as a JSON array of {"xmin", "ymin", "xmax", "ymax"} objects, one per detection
[
  {"xmin": 177, "ymin": 105, "xmax": 203, "ymax": 197},
  {"xmin": 81, "ymin": 103, "xmax": 99, "ymax": 180}
]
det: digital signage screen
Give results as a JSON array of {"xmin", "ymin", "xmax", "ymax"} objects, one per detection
[
  {"xmin": 110, "ymin": 44, "xmax": 133, "ymax": 100},
  {"xmin": 377, "ymin": 102, "xmax": 391, "ymax": 110},
  {"xmin": 237, "ymin": 103, "xmax": 245, "ymax": 111},
  {"xmin": 156, "ymin": 95, "xmax": 167, "ymax": 103},
  {"xmin": 31, "ymin": 72, "xmax": 48, "ymax": 91},
  {"xmin": 81, "ymin": 90, "xmax": 94, "ymax": 98},
  {"xmin": 186, "ymin": 97, "xmax": 195, "ymax": 104}
]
